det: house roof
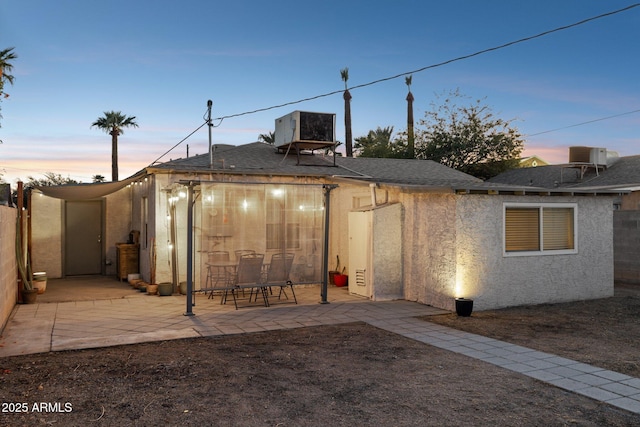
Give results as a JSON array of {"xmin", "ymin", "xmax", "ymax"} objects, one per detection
[
  {"xmin": 147, "ymin": 142, "xmax": 484, "ymax": 188},
  {"xmin": 143, "ymin": 142, "xmax": 624, "ymax": 196},
  {"xmin": 488, "ymin": 155, "xmax": 640, "ymax": 191}
]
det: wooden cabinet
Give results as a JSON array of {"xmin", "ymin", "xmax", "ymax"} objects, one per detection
[{"xmin": 116, "ymin": 243, "xmax": 139, "ymax": 281}]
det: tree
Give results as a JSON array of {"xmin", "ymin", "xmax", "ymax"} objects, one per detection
[
  {"xmin": 91, "ymin": 111, "xmax": 138, "ymax": 182},
  {"xmin": 405, "ymin": 75, "xmax": 415, "ymax": 158},
  {"xmin": 25, "ymin": 172, "xmax": 80, "ymax": 187},
  {"xmin": 415, "ymin": 89, "xmax": 523, "ymax": 179},
  {"xmin": 354, "ymin": 127, "xmax": 406, "ymax": 158},
  {"xmin": 340, "ymin": 67, "xmax": 353, "ymax": 157},
  {"xmin": 15, "ymin": 172, "xmax": 80, "ymax": 208},
  {"xmin": 258, "ymin": 131, "xmax": 275, "ymax": 144},
  {"xmin": 0, "ymin": 47, "xmax": 18, "ymax": 131},
  {"xmin": 92, "ymin": 174, "xmax": 106, "ymax": 183}
]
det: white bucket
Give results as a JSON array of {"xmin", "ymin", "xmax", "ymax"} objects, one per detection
[
  {"xmin": 33, "ymin": 272, "xmax": 47, "ymax": 294},
  {"xmin": 127, "ymin": 273, "xmax": 141, "ymax": 284}
]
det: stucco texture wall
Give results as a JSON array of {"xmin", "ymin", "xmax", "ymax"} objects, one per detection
[
  {"xmin": 401, "ymin": 192, "xmax": 458, "ymax": 310},
  {"xmin": 30, "ymin": 193, "xmax": 63, "ymax": 278},
  {"xmin": 0, "ymin": 206, "xmax": 18, "ymax": 331},
  {"xmin": 455, "ymin": 195, "xmax": 614, "ymax": 311},
  {"xmin": 104, "ymin": 187, "xmax": 134, "ymax": 277},
  {"xmin": 371, "ymin": 203, "xmax": 403, "ymax": 300}
]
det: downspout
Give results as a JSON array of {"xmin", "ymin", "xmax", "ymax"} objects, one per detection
[{"xmin": 370, "ymin": 183, "xmax": 377, "ymax": 207}]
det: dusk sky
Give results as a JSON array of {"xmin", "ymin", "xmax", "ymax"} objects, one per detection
[{"xmin": 1, "ymin": 1, "xmax": 639, "ymax": 185}]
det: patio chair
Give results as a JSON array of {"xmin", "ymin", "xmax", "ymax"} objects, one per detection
[
  {"xmin": 264, "ymin": 253, "xmax": 297, "ymax": 304},
  {"xmin": 205, "ymin": 251, "xmax": 230, "ymax": 299},
  {"xmin": 234, "ymin": 249, "xmax": 256, "ymax": 261},
  {"xmin": 225, "ymin": 253, "xmax": 268, "ymax": 309}
]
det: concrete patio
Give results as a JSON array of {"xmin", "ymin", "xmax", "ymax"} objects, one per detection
[
  {"xmin": 0, "ymin": 276, "xmax": 446, "ymax": 356},
  {"xmin": 1, "ymin": 276, "xmax": 640, "ymax": 415}
]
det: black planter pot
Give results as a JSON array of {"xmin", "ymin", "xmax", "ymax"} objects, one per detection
[
  {"xmin": 455, "ymin": 298, "xmax": 473, "ymax": 317},
  {"xmin": 22, "ymin": 288, "xmax": 38, "ymax": 304},
  {"xmin": 158, "ymin": 282, "xmax": 173, "ymax": 296}
]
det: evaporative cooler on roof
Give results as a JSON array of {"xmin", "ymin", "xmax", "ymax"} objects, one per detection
[{"xmin": 275, "ymin": 111, "xmax": 336, "ymax": 151}]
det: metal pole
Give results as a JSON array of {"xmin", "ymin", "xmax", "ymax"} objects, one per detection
[
  {"xmin": 184, "ymin": 182, "xmax": 195, "ymax": 316},
  {"xmin": 207, "ymin": 100, "xmax": 213, "ymax": 169},
  {"xmin": 320, "ymin": 184, "xmax": 336, "ymax": 304}
]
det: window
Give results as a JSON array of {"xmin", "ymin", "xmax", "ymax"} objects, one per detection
[
  {"xmin": 266, "ymin": 223, "xmax": 300, "ymax": 250},
  {"xmin": 266, "ymin": 194, "xmax": 301, "ymax": 250},
  {"xmin": 504, "ymin": 203, "xmax": 576, "ymax": 255}
]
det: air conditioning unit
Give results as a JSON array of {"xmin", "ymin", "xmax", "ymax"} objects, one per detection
[
  {"xmin": 569, "ymin": 146, "xmax": 591, "ymax": 163},
  {"xmin": 275, "ymin": 111, "xmax": 336, "ymax": 150},
  {"xmin": 569, "ymin": 146, "xmax": 607, "ymax": 166},
  {"xmin": 590, "ymin": 147, "xmax": 607, "ymax": 166}
]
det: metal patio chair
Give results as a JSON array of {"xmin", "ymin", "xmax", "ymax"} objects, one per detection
[
  {"xmin": 205, "ymin": 250, "xmax": 231, "ymax": 299},
  {"xmin": 225, "ymin": 253, "xmax": 268, "ymax": 309},
  {"xmin": 264, "ymin": 253, "xmax": 297, "ymax": 304}
]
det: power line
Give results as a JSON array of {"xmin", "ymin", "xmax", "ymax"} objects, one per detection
[
  {"xmin": 527, "ymin": 109, "xmax": 640, "ymax": 137},
  {"xmin": 149, "ymin": 121, "xmax": 208, "ymax": 166},
  {"xmin": 153, "ymin": 3, "xmax": 640, "ymax": 164},
  {"xmin": 212, "ymin": 3, "xmax": 640, "ymax": 122}
]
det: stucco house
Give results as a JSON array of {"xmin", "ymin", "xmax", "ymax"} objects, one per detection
[
  {"xmin": 30, "ymin": 138, "xmax": 622, "ymax": 312},
  {"xmin": 489, "ymin": 147, "xmax": 640, "ymax": 283}
]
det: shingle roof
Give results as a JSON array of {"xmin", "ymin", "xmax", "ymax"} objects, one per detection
[
  {"xmin": 333, "ymin": 156, "xmax": 483, "ymax": 187},
  {"xmin": 147, "ymin": 142, "xmax": 483, "ymax": 188},
  {"xmin": 145, "ymin": 143, "xmax": 623, "ymax": 196},
  {"xmin": 149, "ymin": 142, "xmax": 347, "ymax": 177},
  {"xmin": 488, "ymin": 155, "xmax": 640, "ymax": 190}
]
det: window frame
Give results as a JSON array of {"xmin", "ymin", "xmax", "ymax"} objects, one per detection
[{"xmin": 503, "ymin": 202, "xmax": 578, "ymax": 257}]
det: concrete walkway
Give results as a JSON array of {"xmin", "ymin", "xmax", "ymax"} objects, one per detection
[{"xmin": 1, "ymin": 277, "xmax": 639, "ymax": 416}]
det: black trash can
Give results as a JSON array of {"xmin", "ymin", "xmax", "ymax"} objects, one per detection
[{"xmin": 455, "ymin": 298, "xmax": 473, "ymax": 317}]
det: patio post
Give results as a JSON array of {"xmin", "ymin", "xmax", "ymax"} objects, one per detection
[
  {"xmin": 184, "ymin": 181, "xmax": 196, "ymax": 316},
  {"xmin": 320, "ymin": 184, "xmax": 337, "ymax": 304}
]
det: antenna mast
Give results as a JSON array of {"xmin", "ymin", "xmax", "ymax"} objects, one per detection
[{"xmin": 207, "ymin": 100, "xmax": 213, "ymax": 168}]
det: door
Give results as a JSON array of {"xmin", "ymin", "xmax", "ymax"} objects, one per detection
[
  {"xmin": 348, "ymin": 210, "xmax": 372, "ymax": 297},
  {"xmin": 65, "ymin": 200, "xmax": 103, "ymax": 275}
]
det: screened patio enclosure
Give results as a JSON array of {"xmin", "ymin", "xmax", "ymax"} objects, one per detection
[{"xmin": 167, "ymin": 182, "xmax": 326, "ymax": 291}]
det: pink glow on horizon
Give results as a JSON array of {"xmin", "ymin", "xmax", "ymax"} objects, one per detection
[{"xmin": 521, "ymin": 145, "xmax": 569, "ymax": 165}]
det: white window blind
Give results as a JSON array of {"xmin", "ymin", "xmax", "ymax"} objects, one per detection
[{"xmin": 505, "ymin": 204, "xmax": 576, "ymax": 255}]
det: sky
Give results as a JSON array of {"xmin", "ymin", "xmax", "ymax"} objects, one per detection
[{"xmin": 0, "ymin": 1, "xmax": 639, "ymax": 185}]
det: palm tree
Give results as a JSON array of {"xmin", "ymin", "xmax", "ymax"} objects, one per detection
[
  {"xmin": 405, "ymin": 75, "xmax": 415, "ymax": 158},
  {"xmin": 340, "ymin": 67, "xmax": 353, "ymax": 157},
  {"xmin": 354, "ymin": 126, "xmax": 396, "ymax": 158},
  {"xmin": 0, "ymin": 47, "xmax": 18, "ymax": 129},
  {"xmin": 0, "ymin": 47, "xmax": 17, "ymax": 89},
  {"xmin": 258, "ymin": 131, "xmax": 275, "ymax": 144},
  {"xmin": 91, "ymin": 111, "xmax": 138, "ymax": 181}
]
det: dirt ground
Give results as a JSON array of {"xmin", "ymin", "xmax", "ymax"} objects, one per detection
[{"xmin": 1, "ymin": 285, "xmax": 640, "ymax": 426}]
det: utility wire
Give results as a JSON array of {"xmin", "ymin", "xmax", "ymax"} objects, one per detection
[
  {"xmin": 153, "ymin": 3, "xmax": 640, "ymax": 164},
  {"xmin": 527, "ymin": 109, "xmax": 640, "ymax": 137},
  {"xmin": 212, "ymin": 3, "xmax": 640, "ymax": 122},
  {"xmin": 149, "ymin": 121, "xmax": 208, "ymax": 166}
]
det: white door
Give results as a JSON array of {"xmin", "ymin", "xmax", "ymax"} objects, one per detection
[{"xmin": 348, "ymin": 211, "xmax": 371, "ymax": 297}]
